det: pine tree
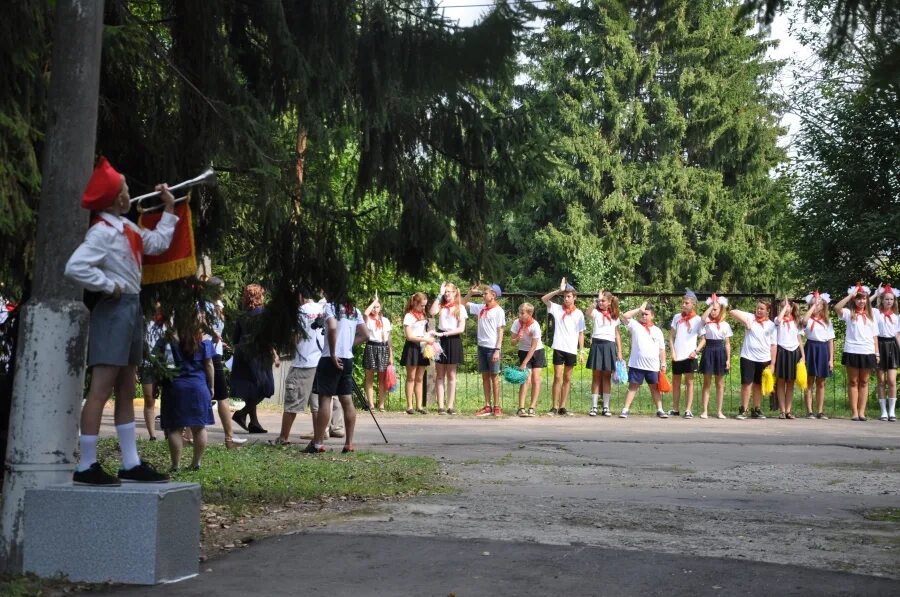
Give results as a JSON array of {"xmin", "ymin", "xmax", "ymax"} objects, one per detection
[{"xmin": 498, "ymin": 0, "xmax": 791, "ymax": 292}]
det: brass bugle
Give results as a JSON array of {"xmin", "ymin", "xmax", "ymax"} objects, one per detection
[
  {"xmin": 137, "ymin": 195, "xmax": 188, "ymax": 214},
  {"xmin": 129, "ymin": 167, "xmax": 216, "ymax": 206}
]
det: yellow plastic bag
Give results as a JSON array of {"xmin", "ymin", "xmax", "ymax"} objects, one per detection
[
  {"xmin": 795, "ymin": 361, "xmax": 808, "ymax": 391},
  {"xmin": 761, "ymin": 367, "xmax": 775, "ymax": 395}
]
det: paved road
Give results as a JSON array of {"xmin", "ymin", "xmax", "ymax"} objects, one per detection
[{"xmin": 101, "ymin": 409, "xmax": 900, "ymax": 595}]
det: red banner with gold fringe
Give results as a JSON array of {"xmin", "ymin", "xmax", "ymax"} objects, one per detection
[{"xmin": 138, "ymin": 199, "xmax": 197, "ymax": 284}]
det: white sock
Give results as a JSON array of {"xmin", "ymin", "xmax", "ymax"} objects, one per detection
[
  {"xmin": 889, "ymin": 398, "xmax": 897, "ymax": 417},
  {"xmin": 76, "ymin": 435, "xmax": 98, "ymax": 472},
  {"xmin": 314, "ymin": 443, "xmax": 323, "ymax": 450},
  {"xmin": 591, "ymin": 394, "xmax": 599, "ymax": 408},
  {"xmin": 116, "ymin": 422, "xmax": 141, "ymax": 469},
  {"xmin": 879, "ymin": 398, "xmax": 888, "ymax": 417},
  {"xmin": 602, "ymin": 394, "xmax": 611, "ymax": 409}
]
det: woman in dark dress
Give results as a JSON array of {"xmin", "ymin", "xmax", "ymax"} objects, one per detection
[{"xmin": 230, "ymin": 284, "xmax": 279, "ymax": 433}]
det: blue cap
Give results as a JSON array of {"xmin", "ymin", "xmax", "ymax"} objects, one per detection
[
  {"xmin": 489, "ymin": 283, "xmax": 502, "ymax": 298},
  {"xmin": 684, "ymin": 288, "xmax": 698, "ymax": 301},
  {"xmin": 565, "ymin": 283, "xmax": 576, "ymax": 292}
]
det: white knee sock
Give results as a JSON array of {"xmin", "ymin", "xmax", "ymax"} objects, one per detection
[
  {"xmin": 591, "ymin": 394, "xmax": 599, "ymax": 408},
  {"xmin": 879, "ymin": 398, "xmax": 888, "ymax": 417},
  {"xmin": 602, "ymin": 394, "xmax": 611, "ymax": 409},
  {"xmin": 889, "ymin": 398, "xmax": 897, "ymax": 418},
  {"xmin": 76, "ymin": 435, "xmax": 98, "ymax": 472},
  {"xmin": 116, "ymin": 422, "xmax": 141, "ymax": 469}
]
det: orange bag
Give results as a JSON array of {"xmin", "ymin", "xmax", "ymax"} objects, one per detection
[{"xmin": 657, "ymin": 371, "xmax": 672, "ymax": 393}]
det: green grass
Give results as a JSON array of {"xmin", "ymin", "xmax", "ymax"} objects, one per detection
[
  {"xmin": 863, "ymin": 508, "xmax": 900, "ymax": 523},
  {"xmin": 97, "ymin": 438, "xmax": 445, "ymax": 515}
]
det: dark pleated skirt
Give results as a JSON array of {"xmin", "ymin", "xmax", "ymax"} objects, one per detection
[
  {"xmin": 699, "ymin": 339, "xmax": 727, "ymax": 375},
  {"xmin": 877, "ymin": 336, "xmax": 899, "ymax": 370},
  {"xmin": 774, "ymin": 346, "xmax": 801, "ymax": 380},
  {"xmin": 437, "ymin": 334, "xmax": 464, "ymax": 365},
  {"xmin": 805, "ymin": 340, "xmax": 832, "ymax": 378},
  {"xmin": 587, "ymin": 339, "xmax": 617, "ymax": 371}
]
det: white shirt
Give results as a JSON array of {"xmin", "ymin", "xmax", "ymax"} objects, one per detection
[
  {"xmin": 589, "ymin": 309, "xmax": 619, "ymax": 342},
  {"xmin": 65, "ymin": 211, "xmax": 179, "ymax": 295},
  {"xmin": 547, "ymin": 302, "xmax": 585, "ymax": 354},
  {"xmin": 804, "ymin": 317, "xmax": 835, "ymax": 343},
  {"xmin": 402, "ymin": 312, "xmax": 429, "ymax": 340},
  {"xmin": 874, "ymin": 309, "xmax": 899, "ymax": 338},
  {"xmin": 321, "ymin": 303, "xmax": 364, "ymax": 360},
  {"xmin": 365, "ymin": 315, "xmax": 392, "ymax": 343},
  {"xmin": 437, "ymin": 305, "xmax": 467, "ymax": 333},
  {"xmin": 775, "ymin": 318, "xmax": 801, "ymax": 351},
  {"xmin": 840, "ymin": 308, "xmax": 878, "ymax": 355},
  {"xmin": 626, "ymin": 319, "xmax": 665, "ymax": 371},
  {"xmin": 468, "ymin": 303, "xmax": 506, "ymax": 348},
  {"xmin": 669, "ymin": 313, "xmax": 703, "ymax": 361},
  {"xmin": 292, "ymin": 302, "xmax": 324, "ymax": 368},
  {"xmin": 510, "ymin": 319, "xmax": 543, "ymax": 352},
  {"xmin": 203, "ymin": 301, "xmax": 226, "ymax": 356},
  {"xmin": 702, "ymin": 320, "xmax": 733, "ymax": 341},
  {"xmin": 740, "ymin": 319, "xmax": 777, "ymax": 362}
]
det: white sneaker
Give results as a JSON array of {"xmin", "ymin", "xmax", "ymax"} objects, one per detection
[
  {"xmin": 684, "ymin": 410, "xmax": 693, "ymax": 419},
  {"xmin": 589, "ymin": 407, "xmax": 598, "ymax": 417},
  {"xmin": 619, "ymin": 409, "xmax": 629, "ymax": 418},
  {"xmin": 880, "ymin": 414, "xmax": 889, "ymax": 421},
  {"xmin": 699, "ymin": 413, "xmax": 709, "ymax": 419},
  {"xmin": 229, "ymin": 436, "xmax": 248, "ymax": 445},
  {"xmin": 717, "ymin": 413, "xmax": 727, "ymax": 419},
  {"xmin": 656, "ymin": 410, "xmax": 669, "ymax": 419},
  {"xmin": 602, "ymin": 407, "xmax": 612, "ymax": 417}
]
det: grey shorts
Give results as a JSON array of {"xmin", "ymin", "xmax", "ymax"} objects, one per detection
[
  {"xmin": 283, "ymin": 367, "xmax": 316, "ymax": 413},
  {"xmin": 88, "ymin": 294, "xmax": 143, "ymax": 368}
]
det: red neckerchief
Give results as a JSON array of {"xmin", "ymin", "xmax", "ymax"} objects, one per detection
[
  {"xmin": 597, "ymin": 308, "xmax": 612, "ymax": 324},
  {"xmin": 808, "ymin": 316, "xmax": 826, "ymax": 330},
  {"xmin": 561, "ymin": 304, "xmax": 577, "ymax": 319},
  {"xmin": 677, "ymin": 311, "xmax": 696, "ymax": 327},
  {"xmin": 854, "ymin": 308, "xmax": 869, "ymax": 324},
  {"xmin": 781, "ymin": 315, "xmax": 794, "ymax": 324},
  {"xmin": 707, "ymin": 316, "xmax": 721, "ymax": 329},
  {"xmin": 881, "ymin": 309, "xmax": 895, "ymax": 324},
  {"xmin": 479, "ymin": 303, "xmax": 496, "ymax": 319},
  {"xmin": 518, "ymin": 317, "xmax": 534, "ymax": 334},
  {"xmin": 442, "ymin": 301, "xmax": 458, "ymax": 311},
  {"xmin": 641, "ymin": 321, "xmax": 654, "ymax": 333},
  {"xmin": 91, "ymin": 214, "xmax": 142, "ymax": 267},
  {"xmin": 754, "ymin": 315, "xmax": 768, "ymax": 325},
  {"xmin": 408, "ymin": 310, "xmax": 426, "ymax": 322},
  {"xmin": 369, "ymin": 314, "xmax": 383, "ymax": 329},
  {"xmin": 344, "ymin": 302, "xmax": 355, "ymax": 317}
]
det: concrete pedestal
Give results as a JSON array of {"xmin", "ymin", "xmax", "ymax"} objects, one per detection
[{"xmin": 22, "ymin": 482, "xmax": 201, "ymax": 584}]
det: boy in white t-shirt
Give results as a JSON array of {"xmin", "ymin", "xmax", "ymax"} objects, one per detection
[
  {"xmin": 619, "ymin": 302, "xmax": 668, "ymax": 418},
  {"xmin": 542, "ymin": 278, "xmax": 585, "ymax": 416},
  {"xmin": 668, "ymin": 290, "xmax": 704, "ymax": 418},
  {"xmin": 462, "ymin": 284, "xmax": 506, "ymax": 417},
  {"xmin": 510, "ymin": 303, "xmax": 546, "ymax": 417}
]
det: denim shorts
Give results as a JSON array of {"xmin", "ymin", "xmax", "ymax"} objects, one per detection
[
  {"xmin": 477, "ymin": 345, "xmax": 501, "ymax": 374},
  {"xmin": 628, "ymin": 367, "xmax": 659, "ymax": 386}
]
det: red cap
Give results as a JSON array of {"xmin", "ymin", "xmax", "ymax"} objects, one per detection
[{"xmin": 81, "ymin": 157, "xmax": 123, "ymax": 210}]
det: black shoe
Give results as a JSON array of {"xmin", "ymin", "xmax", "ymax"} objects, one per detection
[
  {"xmin": 232, "ymin": 411, "xmax": 248, "ymax": 431},
  {"xmin": 558, "ymin": 408, "xmax": 573, "ymax": 416},
  {"xmin": 247, "ymin": 422, "xmax": 268, "ymax": 434},
  {"xmin": 303, "ymin": 441, "xmax": 319, "ymax": 454},
  {"xmin": 118, "ymin": 461, "xmax": 169, "ymax": 483},
  {"xmin": 73, "ymin": 462, "xmax": 121, "ymax": 486}
]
